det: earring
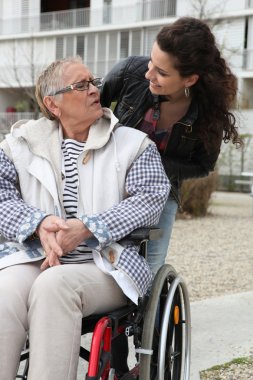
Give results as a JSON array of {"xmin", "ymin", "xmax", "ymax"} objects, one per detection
[{"xmin": 184, "ymin": 87, "xmax": 190, "ymax": 98}]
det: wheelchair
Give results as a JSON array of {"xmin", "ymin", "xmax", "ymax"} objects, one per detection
[{"xmin": 17, "ymin": 228, "xmax": 191, "ymax": 380}]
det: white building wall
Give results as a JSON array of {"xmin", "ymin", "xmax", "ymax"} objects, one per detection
[
  {"xmin": 0, "ymin": 0, "xmax": 40, "ymax": 17},
  {"xmin": 0, "ymin": 0, "xmax": 39, "ymax": 17},
  {"xmin": 213, "ymin": 18, "xmax": 245, "ymax": 70},
  {"xmin": 221, "ymin": 0, "xmax": 246, "ymax": 13},
  {"xmin": 239, "ymin": 110, "xmax": 253, "ymax": 134},
  {"xmin": 218, "ymin": 109, "xmax": 253, "ymax": 176},
  {"xmin": 0, "ymin": 36, "xmax": 56, "ymax": 88},
  {"xmin": 177, "ymin": 0, "xmax": 245, "ymax": 17},
  {"xmin": 1, "ymin": 0, "xmax": 22, "ymax": 18}
]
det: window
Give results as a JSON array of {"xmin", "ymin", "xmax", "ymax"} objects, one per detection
[
  {"xmin": 56, "ymin": 36, "xmax": 75, "ymax": 60},
  {"xmin": 66, "ymin": 36, "xmax": 74, "ymax": 57},
  {"xmin": 97, "ymin": 34, "xmax": 106, "ymax": 75},
  {"xmin": 21, "ymin": 0, "xmax": 29, "ymax": 32},
  {"xmin": 86, "ymin": 33, "xmax": 96, "ymax": 73},
  {"xmin": 131, "ymin": 30, "xmax": 141, "ymax": 55},
  {"xmin": 56, "ymin": 37, "xmax": 64, "ymax": 59},
  {"xmin": 120, "ymin": 31, "xmax": 129, "ymax": 59},
  {"xmin": 103, "ymin": 0, "xmax": 112, "ymax": 24},
  {"xmin": 76, "ymin": 36, "xmax": 85, "ymax": 60}
]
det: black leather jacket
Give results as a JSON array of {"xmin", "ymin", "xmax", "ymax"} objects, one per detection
[{"xmin": 101, "ymin": 56, "xmax": 222, "ymax": 204}]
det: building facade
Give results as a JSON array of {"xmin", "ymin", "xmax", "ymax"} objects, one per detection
[{"xmin": 0, "ymin": 0, "xmax": 253, "ymax": 178}]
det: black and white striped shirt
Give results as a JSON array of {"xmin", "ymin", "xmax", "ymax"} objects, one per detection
[{"xmin": 60, "ymin": 139, "xmax": 93, "ymax": 264}]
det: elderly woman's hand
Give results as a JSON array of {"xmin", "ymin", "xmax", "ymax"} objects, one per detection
[
  {"xmin": 36, "ymin": 215, "xmax": 69, "ymax": 270},
  {"xmin": 56, "ymin": 218, "xmax": 93, "ymax": 253}
]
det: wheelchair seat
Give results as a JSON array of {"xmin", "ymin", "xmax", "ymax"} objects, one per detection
[{"xmin": 18, "ymin": 227, "xmax": 191, "ymax": 380}]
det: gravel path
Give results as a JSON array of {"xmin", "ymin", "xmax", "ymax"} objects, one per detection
[
  {"xmin": 167, "ymin": 191, "xmax": 253, "ymax": 379},
  {"xmin": 167, "ymin": 191, "xmax": 253, "ymax": 302}
]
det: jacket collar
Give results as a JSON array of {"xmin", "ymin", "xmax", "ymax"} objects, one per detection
[
  {"xmin": 154, "ymin": 95, "xmax": 198, "ymax": 128},
  {"xmin": 10, "ymin": 108, "xmax": 119, "ymax": 157},
  {"xmin": 179, "ymin": 100, "xmax": 198, "ymax": 126}
]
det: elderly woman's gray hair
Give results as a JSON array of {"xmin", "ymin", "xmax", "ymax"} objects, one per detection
[{"xmin": 35, "ymin": 56, "xmax": 83, "ymax": 120}]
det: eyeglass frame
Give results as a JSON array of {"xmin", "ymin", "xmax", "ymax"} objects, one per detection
[{"xmin": 48, "ymin": 78, "xmax": 103, "ymax": 96}]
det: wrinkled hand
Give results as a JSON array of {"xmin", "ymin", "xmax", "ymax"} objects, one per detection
[
  {"xmin": 56, "ymin": 218, "xmax": 93, "ymax": 253},
  {"xmin": 36, "ymin": 215, "xmax": 69, "ymax": 270}
]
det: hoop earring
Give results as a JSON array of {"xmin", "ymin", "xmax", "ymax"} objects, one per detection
[{"xmin": 184, "ymin": 87, "xmax": 190, "ymax": 98}]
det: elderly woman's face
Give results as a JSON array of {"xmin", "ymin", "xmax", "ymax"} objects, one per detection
[{"xmin": 57, "ymin": 63, "xmax": 103, "ymax": 128}]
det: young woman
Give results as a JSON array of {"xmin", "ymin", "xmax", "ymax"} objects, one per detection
[{"xmin": 101, "ymin": 16, "xmax": 241, "ymax": 275}]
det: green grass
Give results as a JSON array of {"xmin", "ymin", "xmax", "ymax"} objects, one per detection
[{"xmin": 200, "ymin": 356, "xmax": 253, "ymax": 379}]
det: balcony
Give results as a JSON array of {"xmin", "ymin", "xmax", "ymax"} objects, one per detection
[{"xmin": 0, "ymin": 0, "xmax": 176, "ymax": 36}]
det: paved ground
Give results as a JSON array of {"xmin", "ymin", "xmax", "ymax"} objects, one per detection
[{"xmin": 191, "ymin": 291, "xmax": 253, "ymax": 379}]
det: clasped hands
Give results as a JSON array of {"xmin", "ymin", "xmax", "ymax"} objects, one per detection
[{"xmin": 36, "ymin": 215, "xmax": 93, "ymax": 270}]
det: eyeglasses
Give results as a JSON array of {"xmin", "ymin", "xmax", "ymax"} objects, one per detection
[{"xmin": 49, "ymin": 78, "xmax": 102, "ymax": 96}]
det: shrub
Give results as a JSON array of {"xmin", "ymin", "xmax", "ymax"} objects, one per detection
[{"xmin": 179, "ymin": 171, "xmax": 218, "ymax": 217}]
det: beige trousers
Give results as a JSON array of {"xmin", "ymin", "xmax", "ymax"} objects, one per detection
[{"xmin": 0, "ymin": 261, "xmax": 127, "ymax": 380}]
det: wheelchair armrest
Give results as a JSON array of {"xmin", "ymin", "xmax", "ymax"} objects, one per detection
[{"xmin": 126, "ymin": 227, "xmax": 162, "ymax": 242}]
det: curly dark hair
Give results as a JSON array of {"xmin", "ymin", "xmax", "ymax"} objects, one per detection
[{"xmin": 156, "ymin": 17, "xmax": 242, "ymax": 150}]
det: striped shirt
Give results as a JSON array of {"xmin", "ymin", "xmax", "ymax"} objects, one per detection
[{"xmin": 60, "ymin": 138, "xmax": 93, "ymax": 264}]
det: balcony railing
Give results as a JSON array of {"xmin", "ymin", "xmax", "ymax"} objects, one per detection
[{"xmin": 0, "ymin": 0, "xmax": 176, "ymax": 36}]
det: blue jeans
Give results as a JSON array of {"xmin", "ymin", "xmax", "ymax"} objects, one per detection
[{"xmin": 147, "ymin": 197, "xmax": 178, "ymax": 275}]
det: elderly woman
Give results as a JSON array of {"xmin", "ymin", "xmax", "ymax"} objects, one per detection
[{"xmin": 0, "ymin": 57, "xmax": 169, "ymax": 380}]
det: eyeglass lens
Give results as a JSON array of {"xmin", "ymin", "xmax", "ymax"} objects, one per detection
[{"xmin": 75, "ymin": 78, "xmax": 102, "ymax": 91}]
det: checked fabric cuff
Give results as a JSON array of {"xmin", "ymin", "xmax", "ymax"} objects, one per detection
[
  {"xmin": 17, "ymin": 210, "xmax": 47, "ymax": 243},
  {"xmin": 78, "ymin": 214, "xmax": 113, "ymax": 249}
]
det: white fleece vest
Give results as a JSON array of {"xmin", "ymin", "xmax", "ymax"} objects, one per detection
[
  {"xmin": 2, "ymin": 116, "xmax": 153, "ymax": 303},
  {"xmin": 4, "ymin": 126, "xmax": 150, "ymax": 217}
]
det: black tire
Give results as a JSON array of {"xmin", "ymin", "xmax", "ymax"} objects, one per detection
[{"xmin": 139, "ymin": 264, "xmax": 190, "ymax": 380}]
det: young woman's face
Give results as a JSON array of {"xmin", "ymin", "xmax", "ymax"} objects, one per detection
[{"xmin": 145, "ymin": 42, "xmax": 190, "ymax": 99}]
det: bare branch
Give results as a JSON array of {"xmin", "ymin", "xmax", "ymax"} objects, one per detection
[{"xmin": 0, "ymin": 37, "xmax": 40, "ymax": 114}]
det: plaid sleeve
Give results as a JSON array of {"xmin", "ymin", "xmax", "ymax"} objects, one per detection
[
  {"xmin": 0, "ymin": 149, "xmax": 46, "ymax": 241},
  {"xmin": 79, "ymin": 144, "xmax": 170, "ymax": 247}
]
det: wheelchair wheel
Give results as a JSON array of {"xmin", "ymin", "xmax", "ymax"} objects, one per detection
[{"xmin": 139, "ymin": 264, "xmax": 191, "ymax": 380}]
